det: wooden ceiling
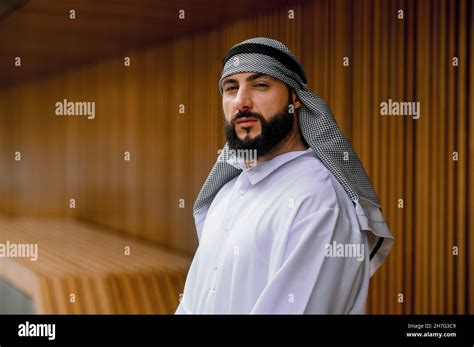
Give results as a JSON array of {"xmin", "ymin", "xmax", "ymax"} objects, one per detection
[{"xmin": 0, "ymin": 0, "xmax": 303, "ymax": 89}]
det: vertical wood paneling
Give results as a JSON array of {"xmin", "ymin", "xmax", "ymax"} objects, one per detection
[
  {"xmin": 415, "ymin": 0, "xmax": 428, "ymax": 314},
  {"xmin": 387, "ymin": 0, "xmax": 398, "ymax": 315},
  {"xmin": 431, "ymin": 0, "xmax": 441, "ymax": 314},
  {"xmin": 371, "ymin": 0, "xmax": 382, "ymax": 311},
  {"xmin": 469, "ymin": 0, "xmax": 474, "ymax": 314},
  {"xmin": 168, "ymin": 38, "xmax": 191, "ymax": 254},
  {"xmin": 0, "ymin": 0, "xmax": 472, "ymax": 313},
  {"xmin": 456, "ymin": 0, "xmax": 468, "ymax": 314},
  {"xmin": 446, "ymin": 0, "xmax": 456, "ymax": 313}
]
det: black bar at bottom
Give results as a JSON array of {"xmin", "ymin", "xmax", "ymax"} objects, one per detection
[{"xmin": 0, "ymin": 314, "xmax": 473, "ymax": 345}]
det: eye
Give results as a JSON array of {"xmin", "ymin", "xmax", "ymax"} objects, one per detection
[
  {"xmin": 255, "ymin": 83, "xmax": 268, "ymax": 88},
  {"xmin": 225, "ymin": 86, "xmax": 238, "ymax": 92}
]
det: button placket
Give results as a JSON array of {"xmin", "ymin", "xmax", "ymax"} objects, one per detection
[{"xmin": 208, "ymin": 172, "xmax": 249, "ymax": 307}]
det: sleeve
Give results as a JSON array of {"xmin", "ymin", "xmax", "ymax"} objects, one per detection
[
  {"xmin": 175, "ymin": 208, "xmax": 209, "ymax": 314},
  {"xmin": 250, "ymin": 207, "xmax": 370, "ymax": 314}
]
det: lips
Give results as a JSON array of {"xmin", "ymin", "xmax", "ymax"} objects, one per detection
[{"xmin": 236, "ymin": 117, "xmax": 258, "ymax": 126}]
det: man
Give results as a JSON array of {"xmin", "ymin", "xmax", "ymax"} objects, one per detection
[{"xmin": 176, "ymin": 37, "xmax": 394, "ymax": 314}]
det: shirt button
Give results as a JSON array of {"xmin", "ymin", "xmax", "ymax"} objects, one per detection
[
  {"xmin": 213, "ymin": 264, "xmax": 218, "ymax": 270},
  {"xmin": 239, "ymin": 188, "xmax": 247, "ymax": 195}
]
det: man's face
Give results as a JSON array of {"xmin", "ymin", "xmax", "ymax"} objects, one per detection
[{"xmin": 222, "ymin": 72, "xmax": 301, "ymax": 158}]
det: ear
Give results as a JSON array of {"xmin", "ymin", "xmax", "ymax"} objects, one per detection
[{"xmin": 291, "ymin": 89, "xmax": 302, "ymax": 109}]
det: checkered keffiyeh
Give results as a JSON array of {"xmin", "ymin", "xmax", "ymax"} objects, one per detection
[{"xmin": 194, "ymin": 37, "xmax": 381, "ymax": 216}]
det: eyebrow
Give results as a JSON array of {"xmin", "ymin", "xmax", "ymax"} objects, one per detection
[{"xmin": 222, "ymin": 73, "xmax": 272, "ymax": 86}]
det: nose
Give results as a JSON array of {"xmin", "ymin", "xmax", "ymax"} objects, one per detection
[{"xmin": 233, "ymin": 86, "xmax": 253, "ymax": 112}]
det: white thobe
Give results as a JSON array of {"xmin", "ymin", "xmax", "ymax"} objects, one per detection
[{"xmin": 176, "ymin": 147, "xmax": 393, "ymax": 314}]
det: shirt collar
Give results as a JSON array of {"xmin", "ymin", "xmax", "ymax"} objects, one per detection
[{"xmin": 226, "ymin": 147, "xmax": 313, "ymax": 185}]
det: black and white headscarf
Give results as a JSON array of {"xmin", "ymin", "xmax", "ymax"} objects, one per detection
[{"xmin": 193, "ymin": 37, "xmax": 394, "ymax": 276}]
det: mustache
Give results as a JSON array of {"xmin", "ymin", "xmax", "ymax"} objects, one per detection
[{"xmin": 231, "ymin": 110, "xmax": 265, "ymax": 125}]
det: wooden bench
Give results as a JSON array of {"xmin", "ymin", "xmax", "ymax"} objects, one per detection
[{"xmin": 0, "ymin": 216, "xmax": 190, "ymax": 314}]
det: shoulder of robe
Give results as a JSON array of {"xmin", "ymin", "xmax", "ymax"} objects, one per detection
[{"xmin": 281, "ymin": 154, "xmax": 343, "ymax": 214}]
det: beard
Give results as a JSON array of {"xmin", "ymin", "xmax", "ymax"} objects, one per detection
[{"xmin": 224, "ymin": 99, "xmax": 295, "ymax": 159}]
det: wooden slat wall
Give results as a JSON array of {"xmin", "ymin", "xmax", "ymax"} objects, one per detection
[
  {"xmin": 0, "ymin": 0, "xmax": 472, "ymax": 313},
  {"xmin": 0, "ymin": 216, "xmax": 189, "ymax": 313}
]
